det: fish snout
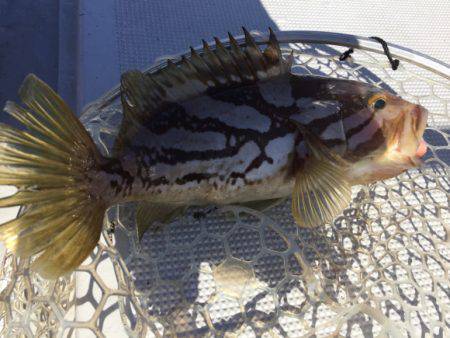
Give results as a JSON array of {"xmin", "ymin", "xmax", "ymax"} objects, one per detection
[
  {"xmin": 412, "ymin": 104, "xmax": 428, "ymax": 135},
  {"xmin": 395, "ymin": 104, "xmax": 429, "ymax": 167},
  {"xmin": 413, "ymin": 105, "xmax": 429, "ymax": 159}
]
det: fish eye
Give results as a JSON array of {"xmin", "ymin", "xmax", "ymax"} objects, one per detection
[
  {"xmin": 368, "ymin": 94, "xmax": 387, "ymax": 110},
  {"xmin": 373, "ymin": 98, "xmax": 386, "ymax": 110}
]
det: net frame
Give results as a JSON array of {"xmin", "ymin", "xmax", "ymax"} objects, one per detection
[{"xmin": 0, "ymin": 31, "xmax": 449, "ymax": 337}]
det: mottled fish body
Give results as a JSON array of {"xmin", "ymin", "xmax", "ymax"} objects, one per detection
[
  {"xmin": 0, "ymin": 28, "xmax": 428, "ymax": 278},
  {"xmin": 112, "ymin": 76, "xmax": 379, "ymax": 205}
]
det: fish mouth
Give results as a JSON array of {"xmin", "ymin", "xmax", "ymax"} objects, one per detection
[
  {"xmin": 415, "ymin": 139, "xmax": 427, "ymax": 157},
  {"xmin": 407, "ymin": 139, "xmax": 427, "ymax": 167},
  {"xmin": 409, "ymin": 105, "xmax": 429, "ymax": 165},
  {"xmin": 397, "ymin": 105, "xmax": 428, "ymax": 167},
  {"xmin": 414, "ymin": 105, "xmax": 429, "ymax": 155},
  {"xmin": 413, "ymin": 105, "xmax": 428, "ymax": 136}
]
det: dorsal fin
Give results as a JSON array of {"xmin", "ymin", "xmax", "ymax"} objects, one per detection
[{"xmin": 114, "ymin": 28, "xmax": 292, "ymax": 154}]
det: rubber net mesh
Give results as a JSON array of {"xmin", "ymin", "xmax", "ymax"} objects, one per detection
[{"xmin": 0, "ymin": 41, "xmax": 449, "ymax": 337}]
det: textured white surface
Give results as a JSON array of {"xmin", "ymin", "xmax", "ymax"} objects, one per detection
[{"xmin": 260, "ymin": 0, "xmax": 450, "ymax": 64}]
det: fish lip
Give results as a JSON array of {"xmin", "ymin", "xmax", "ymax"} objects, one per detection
[
  {"xmin": 414, "ymin": 105, "xmax": 428, "ymax": 135},
  {"xmin": 409, "ymin": 155, "xmax": 424, "ymax": 167},
  {"xmin": 411, "ymin": 105, "xmax": 428, "ymax": 162}
]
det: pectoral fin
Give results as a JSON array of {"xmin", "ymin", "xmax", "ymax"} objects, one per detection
[
  {"xmin": 136, "ymin": 202, "xmax": 187, "ymax": 240},
  {"xmin": 290, "ymin": 121, "xmax": 351, "ymax": 228}
]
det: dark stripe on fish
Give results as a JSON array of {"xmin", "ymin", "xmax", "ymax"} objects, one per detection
[
  {"xmin": 245, "ymin": 153, "xmax": 274, "ymax": 173},
  {"xmin": 175, "ymin": 173, "xmax": 215, "ymax": 185},
  {"xmin": 345, "ymin": 116, "xmax": 374, "ymax": 138},
  {"xmin": 207, "ymin": 83, "xmax": 298, "ymax": 120},
  {"xmin": 208, "ymin": 80, "xmax": 344, "ymax": 139},
  {"xmin": 350, "ymin": 129, "xmax": 384, "ymax": 158},
  {"xmin": 174, "ymin": 171, "xmax": 249, "ymax": 186},
  {"xmin": 305, "ymin": 113, "xmax": 342, "ymax": 134}
]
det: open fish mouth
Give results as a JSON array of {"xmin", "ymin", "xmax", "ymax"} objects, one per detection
[
  {"xmin": 404, "ymin": 105, "xmax": 429, "ymax": 166},
  {"xmin": 414, "ymin": 105, "xmax": 428, "ymax": 135},
  {"xmin": 413, "ymin": 105, "xmax": 429, "ymax": 160},
  {"xmin": 407, "ymin": 139, "xmax": 427, "ymax": 167},
  {"xmin": 415, "ymin": 139, "xmax": 428, "ymax": 157}
]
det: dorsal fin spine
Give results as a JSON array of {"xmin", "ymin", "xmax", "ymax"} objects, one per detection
[
  {"xmin": 228, "ymin": 32, "xmax": 256, "ymax": 81},
  {"xmin": 263, "ymin": 28, "xmax": 283, "ymax": 77},
  {"xmin": 201, "ymin": 40, "xmax": 229, "ymax": 84},
  {"xmin": 242, "ymin": 27, "xmax": 267, "ymax": 79},
  {"xmin": 189, "ymin": 47, "xmax": 219, "ymax": 86},
  {"xmin": 213, "ymin": 37, "xmax": 242, "ymax": 82},
  {"xmin": 147, "ymin": 74, "xmax": 171, "ymax": 101},
  {"xmin": 179, "ymin": 56, "xmax": 209, "ymax": 92},
  {"xmin": 114, "ymin": 28, "xmax": 291, "ymax": 154},
  {"xmin": 166, "ymin": 60, "xmax": 186, "ymax": 83}
]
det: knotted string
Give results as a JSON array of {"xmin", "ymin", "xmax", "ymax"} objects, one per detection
[{"xmin": 339, "ymin": 36, "xmax": 400, "ymax": 70}]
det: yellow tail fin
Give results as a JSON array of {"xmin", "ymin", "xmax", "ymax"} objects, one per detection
[{"xmin": 0, "ymin": 74, "xmax": 106, "ymax": 279}]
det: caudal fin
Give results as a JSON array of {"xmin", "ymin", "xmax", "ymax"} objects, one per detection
[{"xmin": 0, "ymin": 74, "xmax": 106, "ymax": 279}]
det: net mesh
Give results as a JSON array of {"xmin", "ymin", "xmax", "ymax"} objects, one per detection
[{"xmin": 0, "ymin": 40, "xmax": 449, "ymax": 337}]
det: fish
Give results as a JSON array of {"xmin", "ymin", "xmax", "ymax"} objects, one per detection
[{"xmin": 0, "ymin": 28, "xmax": 428, "ymax": 278}]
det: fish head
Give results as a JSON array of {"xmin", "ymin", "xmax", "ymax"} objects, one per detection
[
  {"xmin": 327, "ymin": 81, "xmax": 429, "ymax": 184},
  {"xmin": 370, "ymin": 91, "xmax": 428, "ymax": 160}
]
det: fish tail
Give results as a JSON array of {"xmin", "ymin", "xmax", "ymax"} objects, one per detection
[{"xmin": 0, "ymin": 74, "xmax": 106, "ymax": 279}]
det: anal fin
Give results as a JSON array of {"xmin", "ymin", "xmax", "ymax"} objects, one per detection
[{"xmin": 136, "ymin": 201, "xmax": 187, "ymax": 240}]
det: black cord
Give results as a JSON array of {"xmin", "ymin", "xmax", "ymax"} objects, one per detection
[
  {"xmin": 339, "ymin": 36, "xmax": 400, "ymax": 71},
  {"xmin": 370, "ymin": 36, "xmax": 400, "ymax": 70},
  {"xmin": 339, "ymin": 48, "xmax": 354, "ymax": 61}
]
